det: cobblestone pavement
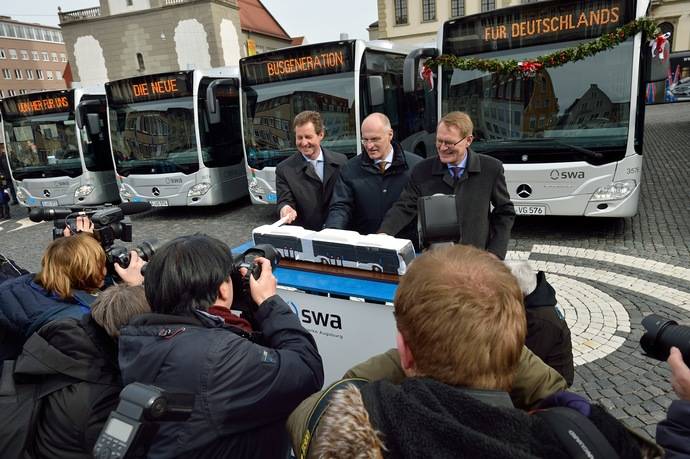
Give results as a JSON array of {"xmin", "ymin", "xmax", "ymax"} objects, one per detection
[{"xmin": 1, "ymin": 102, "xmax": 688, "ymax": 439}]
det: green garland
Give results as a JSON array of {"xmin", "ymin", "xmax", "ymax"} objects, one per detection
[{"xmin": 423, "ymin": 17, "xmax": 659, "ymax": 76}]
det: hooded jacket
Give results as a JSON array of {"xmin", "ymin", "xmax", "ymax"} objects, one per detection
[
  {"xmin": 118, "ymin": 295, "xmax": 324, "ymax": 459},
  {"xmin": 523, "ymin": 271, "xmax": 574, "ymax": 386},
  {"xmin": 15, "ymin": 316, "xmax": 121, "ymax": 459},
  {"xmin": 0, "ymin": 273, "xmax": 94, "ymax": 361}
]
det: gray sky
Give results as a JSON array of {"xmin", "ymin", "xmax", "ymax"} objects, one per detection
[{"xmin": 4, "ymin": 0, "xmax": 378, "ymax": 43}]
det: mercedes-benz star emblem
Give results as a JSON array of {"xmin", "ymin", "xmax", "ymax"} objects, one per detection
[
  {"xmin": 516, "ymin": 184, "xmax": 532, "ymax": 199},
  {"xmin": 43, "ymin": 189, "xmax": 51, "ymax": 198},
  {"xmin": 152, "ymin": 187, "xmax": 160, "ymax": 196}
]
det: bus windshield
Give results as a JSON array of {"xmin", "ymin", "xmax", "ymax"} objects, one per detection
[
  {"xmin": 109, "ymin": 97, "xmax": 199, "ymax": 176},
  {"xmin": 5, "ymin": 112, "xmax": 82, "ymax": 180},
  {"xmin": 442, "ymin": 39, "xmax": 634, "ymax": 164},
  {"xmin": 242, "ymin": 72, "xmax": 357, "ymax": 169}
]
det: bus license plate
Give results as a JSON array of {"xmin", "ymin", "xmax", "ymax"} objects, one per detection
[
  {"xmin": 515, "ymin": 205, "xmax": 545, "ymax": 216},
  {"xmin": 41, "ymin": 200, "xmax": 59, "ymax": 207},
  {"xmin": 150, "ymin": 200, "xmax": 169, "ymax": 207}
]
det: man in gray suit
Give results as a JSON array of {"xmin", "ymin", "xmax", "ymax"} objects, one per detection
[
  {"xmin": 275, "ymin": 111, "xmax": 348, "ymax": 231},
  {"xmin": 378, "ymin": 111, "xmax": 515, "ymax": 259}
]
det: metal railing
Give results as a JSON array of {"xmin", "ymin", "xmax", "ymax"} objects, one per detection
[{"xmin": 58, "ymin": 6, "xmax": 101, "ymax": 23}]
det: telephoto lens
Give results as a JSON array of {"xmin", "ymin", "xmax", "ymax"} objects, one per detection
[{"xmin": 640, "ymin": 314, "xmax": 690, "ymax": 365}]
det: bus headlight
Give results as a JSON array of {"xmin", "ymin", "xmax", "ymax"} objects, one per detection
[
  {"xmin": 590, "ymin": 180, "xmax": 636, "ymax": 201},
  {"xmin": 75, "ymin": 185, "xmax": 94, "ymax": 198},
  {"xmin": 248, "ymin": 177, "xmax": 266, "ymax": 196},
  {"xmin": 188, "ymin": 183, "xmax": 211, "ymax": 198},
  {"xmin": 16, "ymin": 189, "xmax": 26, "ymax": 201},
  {"xmin": 119, "ymin": 184, "xmax": 134, "ymax": 199}
]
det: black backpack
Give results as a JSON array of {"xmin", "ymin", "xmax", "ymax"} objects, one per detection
[{"xmin": 0, "ymin": 360, "xmax": 77, "ymax": 459}]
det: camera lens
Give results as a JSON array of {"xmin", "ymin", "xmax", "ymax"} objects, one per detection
[
  {"xmin": 640, "ymin": 314, "xmax": 690, "ymax": 365},
  {"xmin": 135, "ymin": 239, "xmax": 160, "ymax": 262}
]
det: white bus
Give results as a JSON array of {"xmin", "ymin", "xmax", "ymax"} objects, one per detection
[
  {"xmin": 1, "ymin": 88, "xmax": 118, "ymax": 207},
  {"xmin": 406, "ymin": 0, "xmax": 665, "ymax": 217},
  {"xmin": 106, "ymin": 69, "xmax": 247, "ymax": 207},
  {"xmin": 239, "ymin": 39, "xmax": 436, "ymax": 204}
]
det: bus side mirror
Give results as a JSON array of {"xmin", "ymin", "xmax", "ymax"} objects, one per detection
[
  {"xmin": 205, "ymin": 78, "xmax": 238, "ymax": 125},
  {"xmin": 76, "ymin": 100, "xmax": 101, "ymax": 130},
  {"xmin": 367, "ymin": 76, "xmax": 384, "ymax": 107},
  {"xmin": 403, "ymin": 48, "xmax": 439, "ymax": 93},
  {"xmin": 644, "ymin": 42, "xmax": 671, "ymax": 83},
  {"xmin": 86, "ymin": 113, "xmax": 101, "ymax": 137}
]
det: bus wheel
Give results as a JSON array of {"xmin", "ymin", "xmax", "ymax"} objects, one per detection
[
  {"xmin": 320, "ymin": 258, "xmax": 330, "ymax": 265},
  {"xmin": 372, "ymin": 265, "xmax": 382, "ymax": 273}
]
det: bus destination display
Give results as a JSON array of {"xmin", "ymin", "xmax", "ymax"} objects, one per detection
[
  {"xmin": 1, "ymin": 91, "xmax": 74, "ymax": 119},
  {"xmin": 106, "ymin": 72, "xmax": 193, "ymax": 106},
  {"xmin": 241, "ymin": 42, "xmax": 355, "ymax": 86},
  {"xmin": 443, "ymin": 0, "xmax": 634, "ymax": 55}
]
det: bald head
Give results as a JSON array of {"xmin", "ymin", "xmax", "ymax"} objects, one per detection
[{"xmin": 361, "ymin": 112, "xmax": 393, "ymax": 161}]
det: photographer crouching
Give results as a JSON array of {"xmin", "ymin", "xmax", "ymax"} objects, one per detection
[
  {"xmin": 0, "ymin": 217, "xmax": 145, "ymax": 361},
  {"xmin": 117, "ymin": 234, "xmax": 324, "ymax": 458}
]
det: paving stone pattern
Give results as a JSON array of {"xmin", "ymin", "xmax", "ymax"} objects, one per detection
[{"xmin": 1, "ymin": 103, "xmax": 689, "ymax": 441}]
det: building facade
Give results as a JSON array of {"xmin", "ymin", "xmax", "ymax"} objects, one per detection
[
  {"xmin": 374, "ymin": 0, "xmax": 690, "ymax": 51},
  {"xmin": 59, "ymin": 0, "xmax": 293, "ymax": 86},
  {"xmin": 0, "ymin": 17, "xmax": 69, "ymax": 99}
]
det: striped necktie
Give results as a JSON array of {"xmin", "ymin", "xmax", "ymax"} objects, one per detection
[
  {"xmin": 450, "ymin": 166, "xmax": 463, "ymax": 180},
  {"xmin": 378, "ymin": 161, "xmax": 388, "ymax": 174}
]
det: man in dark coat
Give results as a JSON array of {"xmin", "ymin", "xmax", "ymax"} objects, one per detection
[
  {"xmin": 378, "ymin": 111, "xmax": 515, "ymax": 259},
  {"xmin": 657, "ymin": 346, "xmax": 690, "ymax": 458},
  {"xmin": 118, "ymin": 235, "xmax": 324, "ymax": 458},
  {"xmin": 276, "ymin": 111, "xmax": 348, "ymax": 231},
  {"xmin": 506, "ymin": 261, "xmax": 574, "ymax": 386},
  {"xmin": 0, "ymin": 145, "xmax": 17, "ymax": 205},
  {"xmin": 325, "ymin": 113, "xmax": 422, "ymax": 239}
]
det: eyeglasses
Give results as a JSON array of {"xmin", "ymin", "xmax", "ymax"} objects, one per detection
[
  {"xmin": 360, "ymin": 137, "xmax": 383, "ymax": 146},
  {"xmin": 435, "ymin": 136, "xmax": 468, "ymax": 149}
]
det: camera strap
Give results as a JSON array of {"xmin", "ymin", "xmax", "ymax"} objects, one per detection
[{"xmin": 299, "ymin": 377, "xmax": 369, "ymax": 459}]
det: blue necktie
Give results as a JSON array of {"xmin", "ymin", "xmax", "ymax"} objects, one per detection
[{"xmin": 450, "ymin": 166, "xmax": 463, "ymax": 180}]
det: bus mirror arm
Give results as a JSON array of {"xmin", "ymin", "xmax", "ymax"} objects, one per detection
[
  {"xmin": 205, "ymin": 79, "xmax": 237, "ymax": 125},
  {"xmin": 403, "ymin": 48, "xmax": 439, "ymax": 94}
]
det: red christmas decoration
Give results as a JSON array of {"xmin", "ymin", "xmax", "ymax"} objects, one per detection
[{"xmin": 517, "ymin": 61, "xmax": 543, "ymax": 76}]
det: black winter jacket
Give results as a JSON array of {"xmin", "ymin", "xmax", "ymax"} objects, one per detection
[
  {"xmin": 657, "ymin": 399, "xmax": 690, "ymax": 458},
  {"xmin": 325, "ymin": 142, "xmax": 423, "ymax": 237},
  {"xmin": 524, "ymin": 271, "xmax": 574, "ymax": 386},
  {"xmin": 118, "ymin": 295, "xmax": 324, "ymax": 459},
  {"xmin": 0, "ymin": 274, "xmax": 94, "ymax": 361},
  {"xmin": 15, "ymin": 316, "xmax": 121, "ymax": 459}
]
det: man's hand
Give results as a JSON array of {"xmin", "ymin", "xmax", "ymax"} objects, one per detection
[
  {"xmin": 248, "ymin": 257, "xmax": 277, "ymax": 306},
  {"xmin": 668, "ymin": 346, "xmax": 690, "ymax": 401},
  {"xmin": 114, "ymin": 251, "xmax": 146, "ymax": 286},
  {"xmin": 280, "ymin": 205, "xmax": 297, "ymax": 224},
  {"xmin": 63, "ymin": 215, "xmax": 94, "ymax": 237}
]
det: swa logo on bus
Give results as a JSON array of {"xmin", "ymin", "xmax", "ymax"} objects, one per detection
[
  {"xmin": 550, "ymin": 169, "xmax": 585, "ymax": 180},
  {"xmin": 288, "ymin": 301, "xmax": 342, "ymax": 330}
]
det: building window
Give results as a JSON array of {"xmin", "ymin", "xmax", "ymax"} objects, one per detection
[
  {"xmin": 60, "ymin": 53, "xmax": 67, "ymax": 62},
  {"xmin": 0, "ymin": 90, "xmax": 3, "ymax": 97},
  {"xmin": 5, "ymin": 24, "xmax": 17, "ymax": 38},
  {"xmin": 55, "ymin": 70, "xmax": 62, "ymax": 80},
  {"xmin": 20, "ymin": 50, "xmax": 29, "ymax": 60},
  {"xmin": 481, "ymin": 0, "xmax": 495, "ymax": 11},
  {"xmin": 0, "ymin": 49, "xmax": 5, "ymax": 59},
  {"xmin": 42, "ymin": 52, "xmax": 49, "ymax": 61},
  {"xmin": 26, "ymin": 69, "xmax": 34, "ymax": 80},
  {"xmin": 9, "ymin": 49, "xmax": 17, "ymax": 60},
  {"xmin": 36, "ymin": 69, "xmax": 44, "ymax": 80},
  {"xmin": 51, "ymin": 52, "xmax": 58, "ymax": 62},
  {"xmin": 422, "ymin": 0, "xmax": 436, "ymax": 21},
  {"xmin": 19, "ymin": 89, "xmax": 27, "ymax": 94},
  {"xmin": 450, "ymin": 0, "xmax": 464, "ymax": 17},
  {"xmin": 8, "ymin": 89, "xmax": 16, "ymax": 96},
  {"xmin": 394, "ymin": 0, "xmax": 408, "ymax": 25},
  {"xmin": 126, "ymin": 0, "xmax": 133, "ymax": 5},
  {"xmin": 14, "ymin": 69, "xmax": 23, "ymax": 80},
  {"xmin": 2, "ymin": 68, "xmax": 11, "ymax": 79},
  {"xmin": 136, "ymin": 52, "xmax": 146, "ymax": 72},
  {"xmin": 32, "ymin": 51, "xmax": 39, "ymax": 60},
  {"xmin": 46, "ymin": 70, "xmax": 54, "ymax": 80}
]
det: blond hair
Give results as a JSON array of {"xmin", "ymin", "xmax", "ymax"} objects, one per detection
[
  {"xmin": 35, "ymin": 234, "xmax": 106, "ymax": 299},
  {"xmin": 394, "ymin": 245, "xmax": 525, "ymax": 391},
  {"xmin": 439, "ymin": 111, "xmax": 473, "ymax": 138},
  {"xmin": 91, "ymin": 284, "xmax": 150, "ymax": 337}
]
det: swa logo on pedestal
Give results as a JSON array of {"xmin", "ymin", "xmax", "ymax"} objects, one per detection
[{"xmin": 288, "ymin": 301, "xmax": 342, "ymax": 330}]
